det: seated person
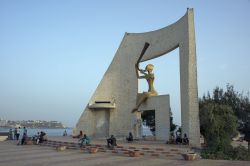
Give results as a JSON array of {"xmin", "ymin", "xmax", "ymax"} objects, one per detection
[
  {"xmin": 107, "ymin": 135, "xmax": 117, "ymax": 147},
  {"xmin": 175, "ymin": 129, "xmax": 182, "ymax": 144},
  {"xmin": 73, "ymin": 130, "xmax": 83, "ymax": 138},
  {"xmin": 182, "ymin": 133, "xmax": 189, "ymax": 145},
  {"xmin": 32, "ymin": 132, "xmax": 40, "ymax": 144},
  {"xmin": 79, "ymin": 134, "xmax": 90, "ymax": 147},
  {"xmin": 39, "ymin": 131, "xmax": 48, "ymax": 143},
  {"xmin": 126, "ymin": 132, "xmax": 133, "ymax": 142}
]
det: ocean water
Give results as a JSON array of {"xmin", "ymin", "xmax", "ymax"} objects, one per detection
[
  {"xmin": 0, "ymin": 126, "xmax": 153, "ymax": 137},
  {"xmin": 0, "ymin": 128, "xmax": 73, "ymax": 137}
]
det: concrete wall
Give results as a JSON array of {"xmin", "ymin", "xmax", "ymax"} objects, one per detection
[{"xmin": 76, "ymin": 8, "xmax": 200, "ymax": 147}]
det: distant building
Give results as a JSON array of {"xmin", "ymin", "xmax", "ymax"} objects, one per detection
[
  {"xmin": 0, "ymin": 118, "xmax": 8, "ymax": 126},
  {"xmin": 0, "ymin": 119, "xmax": 66, "ymax": 128}
]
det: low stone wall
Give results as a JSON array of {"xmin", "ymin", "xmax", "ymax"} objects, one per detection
[{"xmin": 0, "ymin": 136, "xmax": 8, "ymax": 141}]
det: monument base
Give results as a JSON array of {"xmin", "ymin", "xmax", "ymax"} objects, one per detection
[{"xmin": 138, "ymin": 95, "xmax": 170, "ymax": 141}]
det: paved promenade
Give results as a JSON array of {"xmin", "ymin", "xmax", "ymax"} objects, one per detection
[{"xmin": 0, "ymin": 138, "xmax": 249, "ymax": 166}]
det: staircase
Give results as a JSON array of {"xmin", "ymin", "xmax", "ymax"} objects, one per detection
[{"xmin": 40, "ymin": 140, "xmax": 195, "ymax": 159}]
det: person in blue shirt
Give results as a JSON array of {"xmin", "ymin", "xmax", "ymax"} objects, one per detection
[{"xmin": 79, "ymin": 134, "xmax": 90, "ymax": 147}]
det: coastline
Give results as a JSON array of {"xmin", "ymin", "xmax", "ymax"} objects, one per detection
[{"xmin": 0, "ymin": 127, "xmax": 73, "ymax": 137}]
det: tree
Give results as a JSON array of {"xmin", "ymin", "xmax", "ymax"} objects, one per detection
[
  {"xmin": 201, "ymin": 84, "xmax": 250, "ymax": 125},
  {"xmin": 170, "ymin": 109, "xmax": 177, "ymax": 133},
  {"xmin": 200, "ymin": 102, "xmax": 237, "ymax": 151},
  {"xmin": 200, "ymin": 85, "xmax": 250, "ymax": 160},
  {"xmin": 243, "ymin": 122, "xmax": 250, "ymax": 152}
]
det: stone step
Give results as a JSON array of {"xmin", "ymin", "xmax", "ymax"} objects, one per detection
[{"xmin": 39, "ymin": 140, "xmax": 190, "ymax": 159}]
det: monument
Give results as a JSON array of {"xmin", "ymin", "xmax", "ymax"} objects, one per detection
[{"xmin": 76, "ymin": 8, "xmax": 200, "ymax": 147}]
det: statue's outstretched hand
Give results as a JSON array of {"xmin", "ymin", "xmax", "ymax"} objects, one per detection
[{"xmin": 139, "ymin": 69, "xmax": 146, "ymax": 74}]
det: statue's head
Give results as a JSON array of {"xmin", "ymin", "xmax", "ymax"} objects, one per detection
[{"xmin": 145, "ymin": 64, "xmax": 154, "ymax": 72}]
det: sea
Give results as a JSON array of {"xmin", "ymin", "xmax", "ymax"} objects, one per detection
[
  {"xmin": 0, "ymin": 127, "xmax": 73, "ymax": 137},
  {"xmin": 0, "ymin": 126, "xmax": 152, "ymax": 137}
]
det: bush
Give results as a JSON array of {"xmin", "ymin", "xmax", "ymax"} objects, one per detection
[
  {"xmin": 231, "ymin": 146, "xmax": 250, "ymax": 160},
  {"xmin": 201, "ymin": 145, "xmax": 250, "ymax": 161}
]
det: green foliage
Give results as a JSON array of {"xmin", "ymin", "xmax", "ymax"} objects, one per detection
[
  {"xmin": 201, "ymin": 146, "xmax": 250, "ymax": 160},
  {"xmin": 201, "ymin": 84, "xmax": 250, "ymax": 124},
  {"xmin": 200, "ymin": 84, "xmax": 250, "ymax": 160},
  {"xmin": 231, "ymin": 146, "xmax": 250, "ymax": 160},
  {"xmin": 200, "ymin": 103, "xmax": 237, "ymax": 151},
  {"xmin": 141, "ymin": 110, "xmax": 155, "ymax": 135},
  {"xmin": 170, "ymin": 109, "xmax": 177, "ymax": 133}
]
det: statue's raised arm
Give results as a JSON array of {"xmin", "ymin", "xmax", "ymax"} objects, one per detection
[{"xmin": 135, "ymin": 42, "xmax": 150, "ymax": 77}]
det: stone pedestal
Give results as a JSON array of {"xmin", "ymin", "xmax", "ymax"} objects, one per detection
[{"xmin": 139, "ymin": 95, "xmax": 170, "ymax": 141}]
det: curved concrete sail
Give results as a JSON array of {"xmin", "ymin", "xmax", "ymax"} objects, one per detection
[{"xmin": 76, "ymin": 8, "xmax": 200, "ymax": 147}]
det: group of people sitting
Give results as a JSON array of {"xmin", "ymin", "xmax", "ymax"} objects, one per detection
[
  {"xmin": 75, "ymin": 130, "xmax": 190, "ymax": 149},
  {"xmin": 77, "ymin": 133, "xmax": 117, "ymax": 148},
  {"xmin": 32, "ymin": 131, "xmax": 48, "ymax": 144},
  {"xmin": 106, "ymin": 132, "xmax": 134, "ymax": 148},
  {"xmin": 74, "ymin": 130, "xmax": 134, "ymax": 148},
  {"xmin": 167, "ymin": 129, "xmax": 189, "ymax": 145},
  {"xmin": 175, "ymin": 133, "xmax": 189, "ymax": 145}
]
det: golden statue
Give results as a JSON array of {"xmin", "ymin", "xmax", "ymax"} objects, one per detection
[{"xmin": 131, "ymin": 43, "xmax": 158, "ymax": 113}]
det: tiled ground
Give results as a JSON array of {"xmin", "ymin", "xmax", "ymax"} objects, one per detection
[{"xmin": 0, "ymin": 140, "xmax": 249, "ymax": 166}]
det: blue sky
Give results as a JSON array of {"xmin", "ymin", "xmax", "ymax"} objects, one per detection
[{"xmin": 0, "ymin": 0, "xmax": 250, "ymax": 127}]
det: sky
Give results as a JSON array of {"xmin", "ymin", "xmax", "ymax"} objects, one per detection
[{"xmin": 0, "ymin": 0, "xmax": 250, "ymax": 127}]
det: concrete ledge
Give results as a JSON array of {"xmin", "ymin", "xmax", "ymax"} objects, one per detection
[
  {"xmin": 88, "ymin": 103, "xmax": 116, "ymax": 109},
  {"xmin": 0, "ymin": 136, "xmax": 8, "ymax": 141}
]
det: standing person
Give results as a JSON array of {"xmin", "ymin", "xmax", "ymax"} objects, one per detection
[
  {"xmin": 14, "ymin": 128, "xmax": 17, "ymax": 140},
  {"xmin": 63, "ymin": 130, "xmax": 67, "ymax": 136},
  {"xmin": 8, "ymin": 128, "xmax": 13, "ymax": 140},
  {"xmin": 23, "ymin": 127, "xmax": 27, "ymax": 136},
  {"xmin": 36, "ymin": 132, "xmax": 40, "ymax": 144},
  {"xmin": 21, "ymin": 133, "xmax": 27, "ymax": 145},
  {"xmin": 175, "ymin": 128, "xmax": 182, "ymax": 144},
  {"xmin": 16, "ymin": 127, "xmax": 21, "ymax": 140}
]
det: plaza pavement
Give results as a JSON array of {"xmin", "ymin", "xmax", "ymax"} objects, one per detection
[{"xmin": 0, "ymin": 137, "xmax": 249, "ymax": 166}]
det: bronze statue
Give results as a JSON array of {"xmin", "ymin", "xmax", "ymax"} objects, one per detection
[{"xmin": 131, "ymin": 43, "xmax": 158, "ymax": 113}]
